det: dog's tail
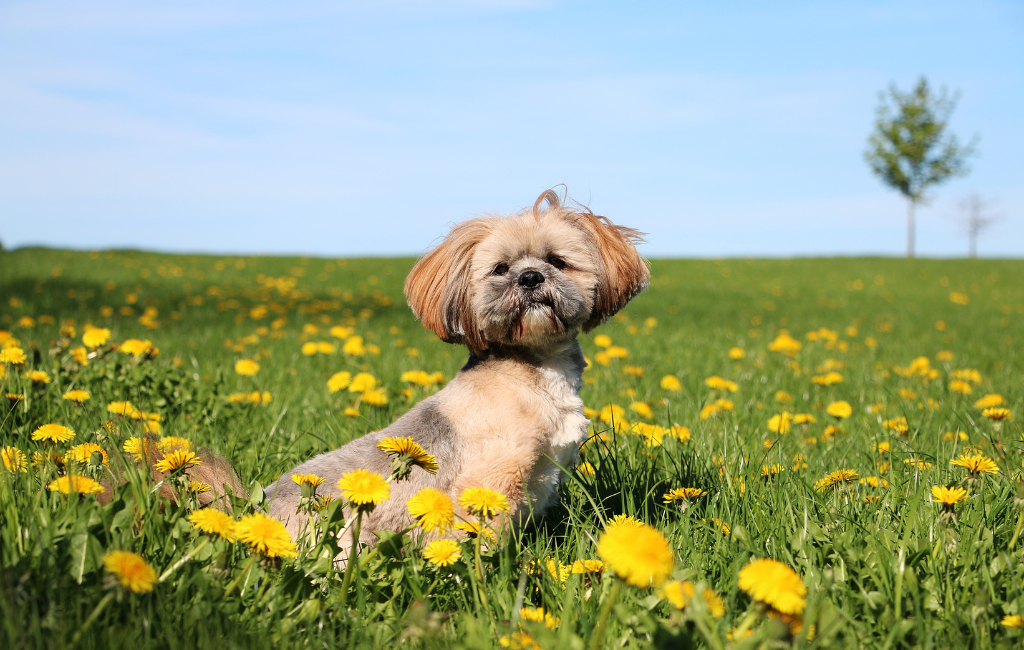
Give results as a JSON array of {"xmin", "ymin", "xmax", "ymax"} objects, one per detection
[{"xmin": 99, "ymin": 435, "xmax": 248, "ymax": 514}]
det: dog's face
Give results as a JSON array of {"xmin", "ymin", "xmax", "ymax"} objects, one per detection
[{"xmin": 405, "ymin": 190, "xmax": 649, "ymax": 353}]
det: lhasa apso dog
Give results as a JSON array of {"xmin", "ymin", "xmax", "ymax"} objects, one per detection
[{"xmin": 265, "ymin": 189, "xmax": 648, "ymax": 542}]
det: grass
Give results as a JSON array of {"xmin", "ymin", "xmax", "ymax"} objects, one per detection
[{"xmin": 1, "ymin": 247, "xmax": 1022, "ymax": 649}]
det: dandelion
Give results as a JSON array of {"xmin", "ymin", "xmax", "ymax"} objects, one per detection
[
  {"xmin": 883, "ymin": 417, "xmax": 910, "ymax": 434},
  {"xmin": 107, "ymin": 401, "xmax": 141, "ymax": 418},
  {"xmin": 406, "ymin": 487, "xmax": 454, "ymax": 533},
  {"xmin": 859, "ymin": 476, "xmax": 889, "ymax": 489},
  {"xmin": 519, "ymin": 606, "xmax": 559, "ymax": 629},
  {"xmin": 768, "ymin": 412, "xmax": 792, "ymax": 434},
  {"xmin": 103, "ymin": 551, "xmax": 157, "ymax": 593},
  {"xmin": 348, "ymin": 372, "xmax": 377, "ymax": 393},
  {"xmin": 812, "ymin": 372, "xmax": 843, "ymax": 386},
  {"xmin": 67, "ymin": 443, "xmax": 108, "ymax": 465},
  {"xmin": 188, "ymin": 481, "xmax": 212, "ymax": 493},
  {"xmin": 2, "ymin": 447, "xmax": 28, "ymax": 473},
  {"xmin": 774, "ymin": 390, "xmax": 793, "ymax": 403},
  {"xmin": 705, "ymin": 376, "xmax": 739, "ymax": 392},
  {"xmin": 931, "ymin": 485, "xmax": 968, "ymax": 506},
  {"xmin": 660, "ymin": 580, "xmax": 725, "ymax": 618},
  {"xmin": 761, "ymin": 464, "xmax": 785, "ymax": 478},
  {"xmin": 660, "ymin": 375, "xmax": 682, "ymax": 391},
  {"xmin": 154, "ymin": 450, "xmax": 200, "ymax": 473},
  {"xmin": 814, "ymin": 469, "xmax": 858, "ymax": 492},
  {"xmin": 423, "ymin": 539, "xmax": 462, "ymax": 567},
  {"xmin": 826, "ymin": 401, "xmax": 852, "ymax": 419},
  {"xmin": 904, "ymin": 458, "xmax": 933, "ymax": 470},
  {"xmin": 48, "ymin": 475, "xmax": 105, "ymax": 495},
  {"xmin": 301, "ymin": 342, "xmax": 318, "ymax": 356},
  {"xmin": 343, "ymin": 335, "xmax": 366, "ymax": 356},
  {"xmin": 767, "ymin": 332, "xmax": 802, "ymax": 355},
  {"xmin": 728, "ymin": 347, "xmax": 746, "ymax": 359},
  {"xmin": 327, "ymin": 371, "xmax": 352, "ymax": 393},
  {"xmin": 62, "ymin": 389, "xmax": 91, "ymax": 403},
  {"xmin": 973, "ymin": 394, "xmax": 1004, "ymax": 409},
  {"xmin": 577, "ymin": 461, "xmax": 595, "ymax": 476},
  {"xmin": 453, "ymin": 520, "xmax": 496, "ymax": 541},
  {"xmin": 983, "ymin": 407, "xmax": 1012, "ymax": 421},
  {"xmin": 498, "ymin": 632, "xmax": 540, "ymax": 650},
  {"xmin": 699, "ymin": 403, "xmax": 720, "ymax": 421},
  {"xmin": 606, "ymin": 513, "xmax": 644, "ymax": 532},
  {"xmin": 188, "ymin": 509, "xmax": 237, "ymax": 542},
  {"xmin": 459, "ymin": 487, "xmax": 510, "ymax": 518},
  {"xmin": 950, "ymin": 453, "xmax": 999, "ymax": 475},
  {"xmin": 235, "ymin": 512, "xmax": 297, "ymax": 558},
  {"xmin": 571, "ymin": 559, "xmax": 604, "ymax": 574},
  {"xmin": 82, "ymin": 327, "xmax": 111, "ymax": 349},
  {"xmin": 157, "ymin": 437, "xmax": 191, "ymax": 453},
  {"xmin": 597, "ymin": 522, "xmax": 674, "ymax": 588},
  {"xmin": 793, "ymin": 413, "xmax": 816, "ymax": 424},
  {"xmin": 26, "ymin": 370, "xmax": 50, "ymax": 384},
  {"xmin": 663, "ymin": 487, "xmax": 707, "ymax": 503},
  {"xmin": 337, "ymin": 469, "xmax": 390, "ymax": 506},
  {"xmin": 291, "ymin": 473, "xmax": 325, "ymax": 489},
  {"xmin": 120, "ymin": 339, "xmax": 155, "ymax": 356},
  {"xmin": 31, "ymin": 423, "xmax": 75, "ymax": 443},
  {"xmin": 948, "ymin": 379, "xmax": 973, "ymax": 395},
  {"xmin": 737, "ymin": 558, "xmax": 806, "ymax": 615},
  {"xmin": 1002, "ymin": 615, "xmax": 1023, "ymax": 628},
  {"xmin": 546, "ymin": 558, "xmax": 570, "ymax": 583},
  {"xmin": 361, "ymin": 389, "xmax": 388, "ymax": 406},
  {"xmin": 316, "ymin": 341, "xmax": 336, "ymax": 355},
  {"xmin": 234, "ymin": 359, "xmax": 260, "ymax": 376},
  {"xmin": 0, "ymin": 347, "xmax": 27, "ymax": 365}
]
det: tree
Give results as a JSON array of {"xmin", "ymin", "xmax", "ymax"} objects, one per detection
[
  {"xmin": 953, "ymin": 193, "xmax": 1001, "ymax": 258},
  {"xmin": 865, "ymin": 76, "xmax": 977, "ymax": 257}
]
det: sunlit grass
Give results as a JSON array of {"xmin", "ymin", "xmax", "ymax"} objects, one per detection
[{"xmin": 1, "ymin": 248, "xmax": 1022, "ymax": 649}]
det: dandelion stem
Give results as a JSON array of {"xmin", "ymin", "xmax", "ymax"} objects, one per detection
[
  {"xmin": 339, "ymin": 508, "xmax": 363, "ymax": 610},
  {"xmin": 1009, "ymin": 511, "xmax": 1024, "ymax": 550},
  {"xmin": 70, "ymin": 591, "xmax": 114, "ymax": 647},
  {"xmin": 224, "ymin": 554, "xmax": 257, "ymax": 597},
  {"xmin": 587, "ymin": 577, "xmax": 622, "ymax": 650},
  {"xmin": 158, "ymin": 537, "xmax": 210, "ymax": 583}
]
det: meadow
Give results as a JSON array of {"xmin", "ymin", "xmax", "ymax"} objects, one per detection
[{"xmin": 1, "ymin": 247, "xmax": 1022, "ymax": 650}]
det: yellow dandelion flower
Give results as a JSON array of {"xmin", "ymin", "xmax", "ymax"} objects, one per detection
[
  {"xmin": 904, "ymin": 458, "xmax": 933, "ymax": 470},
  {"xmin": 188, "ymin": 509, "xmax": 237, "ymax": 542},
  {"xmin": 422, "ymin": 539, "xmax": 462, "ymax": 567},
  {"xmin": 0, "ymin": 347, "xmax": 27, "ymax": 365},
  {"xmin": 660, "ymin": 375, "xmax": 682, "ymax": 391},
  {"xmin": 1001, "ymin": 615, "xmax": 1023, "ymax": 628},
  {"xmin": 948, "ymin": 379, "xmax": 973, "ymax": 395},
  {"xmin": 48, "ymin": 475, "xmax": 104, "ymax": 495},
  {"xmin": 377, "ymin": 436, "xmax": 439, "ymax": 474},
  {"xmin": 107, "ymin": 401, "xmax": 141, "ymax": 418},
  {"xmin": 188, "ymin": 480, "xmax": 212, "ymax": 493},
  {"xmin": 546, "ymin": 558, "xmax": 570, "ymax": 583},
  {"xmin": 577, "ymin": 461, "xmax": 595, "ymax": 476},
  {"xmin": 235, "ymin": 512, "xmax": 297, "ymax": 558},
  {"xmin": 498, "ymin": 632, "xmax": 540, "ymax": 650},
  {"xmin": 883, "ymin": 417, "xmax": 909, "ymax": 434},
  {"xmin": 793, "ymin": 413, "xmax": 816, "ymax": 424},
  {"xmin": 983, "ymin": 407, "xmax": 1012, "ymax": 421},
  {"xmin": 950, "ymin": 453, "xmax": 999, "ymax": 475},
  {"xmin": 327, "ymin": 371, "xmax": 352, "ymax": 393},
  {"xmin": 300, "ymin": 342, "xmax": 319, "ymax": 356},
  {"xmin": 597, "ymin": 522, "xmax": 674, "ymax": 588},
  {"xmin": 5, "ymin": 392, "xmax": 24, "ymax": 403},
  {"xmin": 775, "ymin": 390, "xmax": 793, "ymax": 403},
  {"xmin": 62, "ymin": 389, "xmax": 91, "ymax": 403},
  {"xmin": 291, "ymin": 473, "xmax": 325, "ymax": 488},
  {"xmin": 343, "ymin": 407, "xmax": 360, "ymax": 417},
  {"xmin": 761, "ymin": 464, "xmax": 786, "ymax": 477},
  {"xmin": 670, "ymin": 425, "xmax": 691, "ymax": 441},
  {"xmin": 767, "ymin": 412, "xmax": 792, "ymax": 434},
  {"xmin": 699, "ymin": 403, "xmax": 720, "ymax": 421},
  {"xmin": 234, "ymin": 359, "xmax": 259, "ymax": 376},
  {"xmin": 973, "ymin": 394, "xmax": 1004, "ymax": 409},
  {"xmin": 593, "ymin": 334, "xmax": 612, "ymax": 348},
  {"xmin": 859, "ymin": 476, "xmax": 889, "ymax": 489},
  {"xmin": 767, "ymin": 332, "xmax": 802, "ymax": 355},
  {"xmin": 120, "ymin": 339, "xmax": 155, "ymax": 356},
  {"xmin": 737, "ymin": 558, "xmax": 806, "ymax": 615},
  {"xmin": 931, "ymin": 485, "xmax": 968, "ymax": 506},
  {"xmin": 27, "ymin": 370, "xmax": 50, "ymax": 384},
  {"xmin": 103, "ymin": 551, "xmax": 156, "ymax": 593},
  {"xmin": 31, "ymin": 423, "xmax": 75, "ymax": 443},
  {"xmin": 606, "ymin": 513, "xmax": 644, "ymax": 532},
  {"xmin": 343, "ymin": 335, "xmax": 366, "ymax": 356},
  {"xmin": 406, "ymin": 487, "xmax": 454, "ymax": 533},
  {"xmin": 811, "ymin": 371, "xmax": 843, "ymax": 386},
  {"xmin": 361, "ymin": 388, "xmax": 388, "ymax": 406},
  {"xmin": 598, "ymin": 403, "xmax": 626, "ymax": 424},
  {"xmin": 82, "ymin": 327, "xmax": 111, "ymax": 349},
  {"xmin": 630, "ymin": 401, "xmax": 653, "ymax": 419},
  {"xmin": 728, "ymin": 347, "xmax": 746, "ymax": 359},
  {"xmin": 663, "ymin": 487, "xmax": 707, "ymax": 503},
  {"xmin": 67, "ymin": 443, "xmax": 109, "ymax": 465},
  {"xmin": 813, "ymin": 469, "xmax": 858, "ymax": 492},
  {"xmin": 571, "ymin": 559, "xmax": 604, "ymax": 574},
  {"xmin": 826, "ymin": 401, "xmax": 852, "ymax": 419},
  {"xmin": 2, "ymin": 446, "xmax": 28, "ymax": 473},
  {"xmin": 154, "ymin": 450, "xmax": 200, "ymax": 473},
  {"xmin": 337, "ymin": 468, "xmax": 390, "ymax": 506},
  {"xmin": 705, "ymin": 376, "xmax": 739, "ymax": 392},
  {"xmin": 157, "ymin": 437, "xmax": 191, "ymax": 453},
  {"xmin": 519, "ymin": 606, "xmax": 559, "ymax": 629},
  {"xmin": 348, "ymin": 372, "xmax": 377, "ymax": 393},
  {"xmin": 459, "ymin": 486, "xmax": 510, "ymax": 518},
  {"xmin": 316, "ymin": 341, "xmax": 336, "ymax": 355}
]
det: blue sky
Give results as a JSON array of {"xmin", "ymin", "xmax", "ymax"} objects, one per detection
[{"xmin": 1, "ymin": 0, "xmax": 1021, "ymax": 257}]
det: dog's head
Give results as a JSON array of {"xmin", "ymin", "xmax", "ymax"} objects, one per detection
[{"xmin": 405, "ymin": 189, "xmax": 649, "ymax": 353}]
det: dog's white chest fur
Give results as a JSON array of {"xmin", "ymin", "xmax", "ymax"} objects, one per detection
[{"xmin": 522, "ymin": 351, "xmax": 588, "ymax": 515}]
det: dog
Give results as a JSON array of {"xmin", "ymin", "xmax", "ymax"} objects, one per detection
[{"xmin": 264, "ymin": 189, "xmax": 648, "ymax": 545}]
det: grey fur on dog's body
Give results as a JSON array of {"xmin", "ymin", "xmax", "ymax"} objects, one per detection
[{"xmin": 264, "ymin": 189, "xmax": 648, "ymax": 546}]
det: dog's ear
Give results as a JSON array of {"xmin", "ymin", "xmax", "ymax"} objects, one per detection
[
  {"xmin": 574, "ymin": 212, "xmax": 649, "ymax": 330},
  {"xmin": 405, "ymin": 218, "xmax": 491, "ymax": 351}
]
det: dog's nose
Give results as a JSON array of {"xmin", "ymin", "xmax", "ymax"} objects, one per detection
[{"xmin": 518, "ymin": 270, "xmax": 545, "ymax": 289}]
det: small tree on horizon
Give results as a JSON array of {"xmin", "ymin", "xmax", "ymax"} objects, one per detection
[
  {"xmin": 865, "ymin": 76, "xmax": 977, "ymax": 258},
  {"xmin": 954, "ymin": 193, "xmax": 1001, "ymax": 258}
]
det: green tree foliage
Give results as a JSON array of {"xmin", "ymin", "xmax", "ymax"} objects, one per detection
[{"xmin": 865, "ymin": 76, "xmax": 977, "ymax": 257}]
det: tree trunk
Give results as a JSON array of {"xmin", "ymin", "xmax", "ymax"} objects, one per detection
[{"xmin": 906, "ymin": 199, "xmax": 916, "ymax": 258}]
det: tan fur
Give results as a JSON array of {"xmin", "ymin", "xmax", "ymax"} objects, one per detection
[{"xmin": 267, "ymin": 189, "xmax": 647, "ymax": 546}]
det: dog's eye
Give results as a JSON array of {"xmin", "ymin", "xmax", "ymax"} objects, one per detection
[
  {"xmin": 547, "ymin": 255, "xmax": 566, "ymax": 270},
  {"xmin": 493, "ymin": 263, "xmax": 509, "ymax": 276}
]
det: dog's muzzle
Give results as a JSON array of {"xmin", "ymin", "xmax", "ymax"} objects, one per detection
[{"xmin": 518, "ymin": 270, "xmax": 544, "ymax": 290}]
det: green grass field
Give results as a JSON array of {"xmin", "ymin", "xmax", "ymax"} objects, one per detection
[{"xmin": 1, "ymin": 247, "xmax": 1022, "ymax": 649}]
